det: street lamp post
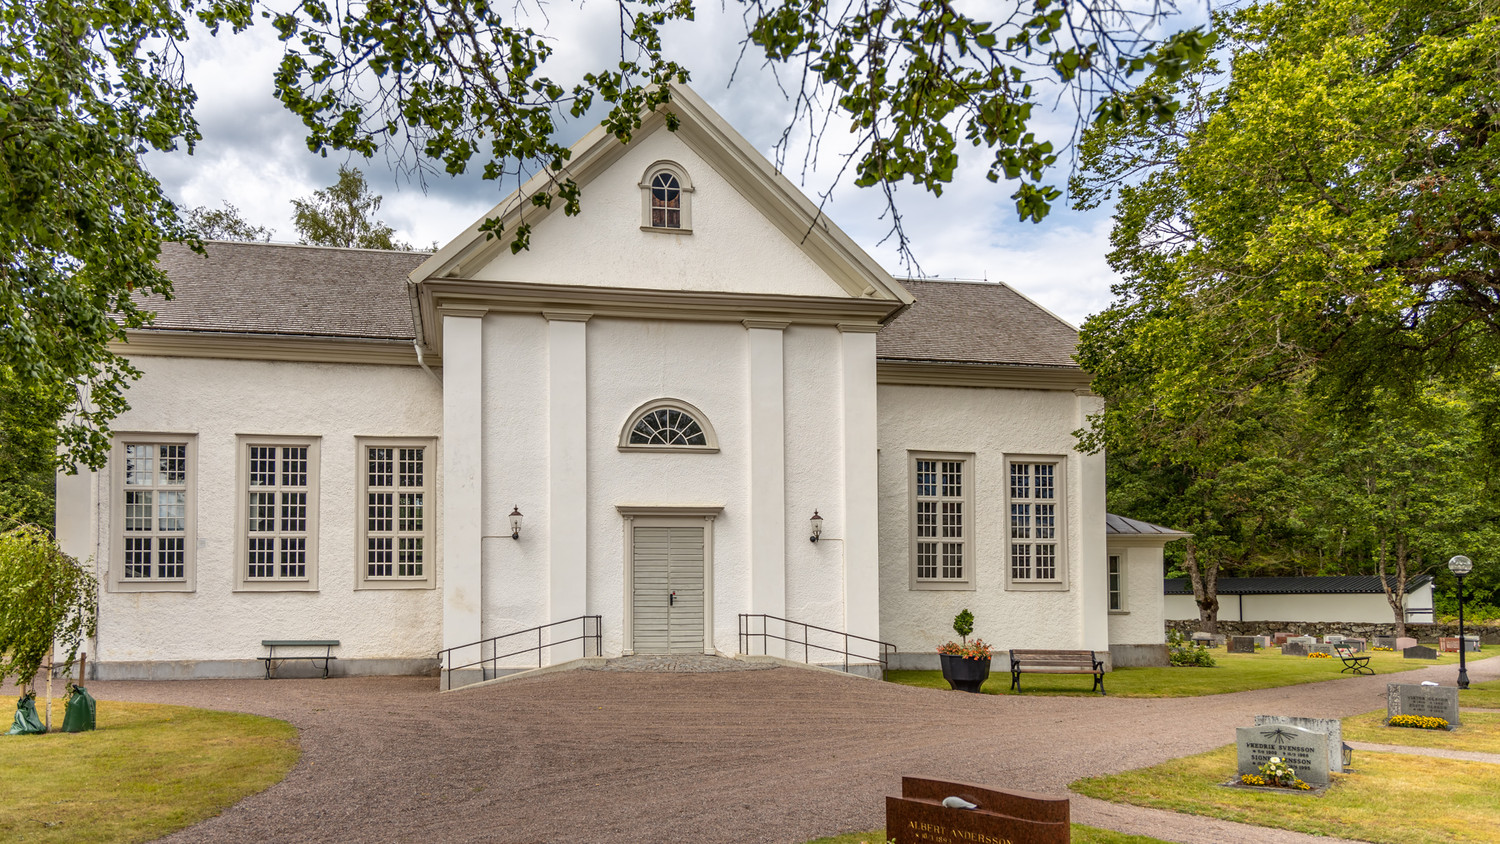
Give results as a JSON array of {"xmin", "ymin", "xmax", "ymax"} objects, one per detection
[{"xmin": 1448, "ymin": 555, "xmax": 1473, "ymax": 690}]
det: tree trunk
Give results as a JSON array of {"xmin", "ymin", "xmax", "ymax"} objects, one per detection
[
  {"xmin": 1184, "ymin": 539, "xmax": 1220, "ymax": 634},
  {"xmin": 1376, "ymin": 533, "xmax": 1409, "ymax": 640}
]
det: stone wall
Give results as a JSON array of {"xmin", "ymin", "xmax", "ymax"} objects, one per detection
[{"xmin": 1166, "ymin": 618, "xmax": 1500, "ymax": 644}]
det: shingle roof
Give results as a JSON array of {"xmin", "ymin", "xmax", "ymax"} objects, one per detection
[
  {"xmin": 141, "ymin": 245, "xmax": 1079, "ymax": 367},
  {"xmin": 1106, "ymin": 513, "xmax": 1191, "ymax": 537},
  {"xmin": 1163, "ymin": 575, "xmax": 1435, "ymax": 596},
  {"xmin": 145, "ymin": 241, "xmax": 428, "ymax": 341},
  {"xmin": 875, "ymin": 279, "xmax": 1080, "ymax": 368}
]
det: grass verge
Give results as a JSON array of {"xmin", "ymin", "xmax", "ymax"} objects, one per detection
[
  {"xmin": 1, "ymin": 699, "xmax": 299, "ymax": 844},
  {"xmin": 888, "ymin": 648, "xmax": 1493, "ymax": 698},
  {"xmin": 1072, "ymin": 746, "xmax": 1500, "ymax": 844},
  {"xmin": 1460, "ymin": 677, "xmax": 1500, "ymax": 709},
  {"xmin": 806, "ymin": 825, "xmax": 1166, "ymax": 843},
  {"xmin": 1343, "ymin": 710, "xmax": 1500, "ymax": 754}
]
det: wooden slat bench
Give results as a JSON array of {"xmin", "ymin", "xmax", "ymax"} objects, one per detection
[
  {"xmin": 260, "ymin": 640, "xmax": 340, "ymax": 679},
  {"xmin": 1336, "ymin": 645, "xmax": 1373, "ymax": 675},
  {"xmin": 1009, "ymin": 649, "xmax": 1106, "ymax": 696}
]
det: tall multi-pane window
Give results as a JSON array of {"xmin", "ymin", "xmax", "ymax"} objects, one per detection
[
  {"xmin": 910, "ymin": 453, "xmax": 972, "ymax": 589},
  {"xmin": 358, "ymin": 440, "xmax": 435, "ymax": 588},
  {"xmin": 1009, "ymin": 459, "xmax": 1062, "ymax": 584},
  {"xmin": 117, "ymin": 441, "xmax": 191, "ymax": 585},
  {"xmin": 1108, "ymin": 554, "xmax": 1123, "ymax": 610},
  {"xmin": 236, "ymin": 438, "xmax": 319, "ymax": 590},
  {"xmin": 650, "ymin": 172, "xmax": 681, "ymax": 228}
]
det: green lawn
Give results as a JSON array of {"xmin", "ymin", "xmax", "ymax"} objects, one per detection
[
  {"xmin": 1, "ymin": 699, "xmax": 299, "ymax": 843},
  {"xmin": 1461, "ymin": 677, "xmax": 1500, "ymax": 709},
  {"xmin": 1344, "ymin": 709, "xmax": 1500, "ymax": 754},
  {"xmin": 888, "ymin": 648, "xmax": 1492, "ymax": 698},
  {"xmin": 1072, "ymin": 746, "xmax": 1500, "ymax": 844},
  {"xmin": 807, "ymin": 825, "xmax": 1166, "ymax": 843}
]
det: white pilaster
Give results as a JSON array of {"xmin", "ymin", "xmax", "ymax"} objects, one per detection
[
  {"xmin": 1076, "ymin": 390, "xmax": 1110, "ymax": 652},
  {"xmin": 839, "ymin": 325, "xmax": 881, "ymax": 645},
  {"xmin": 442, "ymin": 309, "xmax": 486, "ymax": 657},
  {"xmin": 746, "ymin": 321, "xmax": 787, "ymax": 656},
  {"xmin": 547, "ymin": 311, "xmax": 590, "ymax": 660}
]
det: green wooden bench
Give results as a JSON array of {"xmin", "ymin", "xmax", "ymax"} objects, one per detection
[{"xmin": 260, "ymin": 640, "xmax": 340, "ymax": 679}]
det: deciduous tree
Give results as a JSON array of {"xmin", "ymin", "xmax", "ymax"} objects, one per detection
[
  {"xmin": 185, "ymin": 201, "xmax": 275, "ymax": 241},
  {"xmin": 290, "ymin": 166, "xmax": 409, "ymax": 250}
]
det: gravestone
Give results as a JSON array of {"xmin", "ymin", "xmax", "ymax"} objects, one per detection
[
  {"xmin": 1373, "ymin": 637, "xmax": 1396, "ymax": 649},
  {"xmin": 1464, "ymin": 635, "xmax": 1481, "ymax": 652},
  {"xmin": 1273, "ymin": 632, "xmax": 1293, "ymax": 645},
  {"xmin": 1257, "ymin": 635, "xmax": 1273, "ymax": 649},
  {"xmin": 886, "ymin": 777, "xmax": 1069, "ymax": 844},
  {"xmin": 1342, "ymin": 638, "xmax": 1366, "ymax": 653},
  {"xmin": 1281, "ymin": 641, "xmax": 1309, "ymax": 657},
  {"xmin": 1290, "ymin": 636, "xmax": 1316, "ymax": 646},
  {"xmin": 1308, "ymin": 643, "xmax": 1335, "ymax": 656},
  {"xmin": 1237, "ymin": 724, "xmax": 1331, "ymax": 787},
  {"xmin": 1229, "ymin": 636, "xmax": 1257, "ymax": 654},
  {"xmin": 1387, "ymin": 683, "xmax": 1461, "ymax": 726},
  {"xmin": 1403, "ymin": 645, "xmax": 1438, "ymax": 660},
  {"xmin": 1323, "ymin": 634, "xmax": 1345, "ymax": 645},
  {"xmin": 1440, "ymin": 637, "xmax": 1460, "ymax": 653},
  {"xmin": 1191, "ymin": 632, "xmax": 1215, "ymax": 647},
  {"xmin": 1395, "ymin": 637, "xmax": 1418, "ymax": 651},
  {"xmin": 1255, "ymin": 715, "xmax": 1344, "ymax": 773}
]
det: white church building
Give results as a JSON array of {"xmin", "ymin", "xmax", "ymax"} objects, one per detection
[{"xmin": 55, "ymin": 85, "xmax": 1178, "ymax": 683}]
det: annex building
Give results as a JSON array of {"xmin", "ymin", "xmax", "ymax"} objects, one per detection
[{"xmin": 55, "ymin": 85, "xmax": 1179, "ymax": 682}]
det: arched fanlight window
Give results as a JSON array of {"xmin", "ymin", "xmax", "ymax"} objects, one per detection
[
  {"xmin": 639, "ymin": 162, "xmax": 694, "ymax": 232},
  {"xmin": 619, "ymin": 399, "xmax": 719, "ymax": 452}
]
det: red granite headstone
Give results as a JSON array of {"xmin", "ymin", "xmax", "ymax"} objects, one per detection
[{"xmin": 886, "ymin": 777, "xmax": 1069, "ymax": 844}]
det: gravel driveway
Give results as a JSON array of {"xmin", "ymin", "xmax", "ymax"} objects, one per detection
[{"xmin": 47, "ymin": 655, "xmax": 1500, "ymax": 844}]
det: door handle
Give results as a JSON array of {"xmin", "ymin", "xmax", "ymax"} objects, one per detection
[{"xmin": 670, "ymin": 591, "xmax": 676, "ymax": 606}]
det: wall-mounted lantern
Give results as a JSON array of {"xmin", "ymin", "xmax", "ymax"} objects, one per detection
[
  {"xmin": 509, "ymin": 506, "xmax": 524, "ymax": 540},
  {"xmin": 809, "ymin": 510, "xmax": 823, "ymax": 543}
]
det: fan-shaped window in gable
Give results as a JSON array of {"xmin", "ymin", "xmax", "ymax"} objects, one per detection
[
  {"xmin": 639, "ymin": 162, "xmax": 694, "ymax": 232},
  {"xmin": 619, "ymin": 399, "xmax": 718, "ymax": 452}
]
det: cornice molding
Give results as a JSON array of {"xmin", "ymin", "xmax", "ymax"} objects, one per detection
[
  {"xmin": 876, "ymin": 360, "xmax": 1093, "ymax": 392},
  {"xmin": 742, "ymin": 319, "xmax": 790, "ymax": 331},
  {"xmin": 417, "ymin": 278, "xmax": 896, "ymax": 354},
  {"xmin": 112, "ymin": 331, "xmax": 434, "ymax": 367},
  {"xmin": 542, "ymin": 310, "xmax": 594, "ymax": 323}
]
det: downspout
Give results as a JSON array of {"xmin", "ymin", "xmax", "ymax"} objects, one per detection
[{"xmin": 414, "ymin": 341, "xmax": 440, "ymax": 384}]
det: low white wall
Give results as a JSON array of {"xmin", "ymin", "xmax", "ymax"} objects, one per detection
[
  {"xmin": 1165, "ymin": 591, "xmax": 1420, "ymax": 624},
  {"xmin": 876, "ymin": 384, "xmax": 1100, "ymax": 657},
  {"xmin": 80, "ymin": 356, "xmax": 444, "ymax": 669}
]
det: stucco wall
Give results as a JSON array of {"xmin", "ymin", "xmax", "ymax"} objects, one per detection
[
  {"xmin": 470, "ymin": 127, "xmax": 849, "ymax": 299},
  {"xmin": 1107, "ymin": 544, "xmax": 1167, "ymax": 645},
  {"xmin": 476, "ymin": 315, "xmax": 854, "ymax": 661},
  {"xmin": 82, "ymin": 355, "xmax": 444, "ymax": 667},
  {"xmin": 876, "ymin": 384, "xmax": 1100, "ymax": 657},
  {"xmin": 1165, "ymin": 590, "xmax": 1433, "ymax": 624}
]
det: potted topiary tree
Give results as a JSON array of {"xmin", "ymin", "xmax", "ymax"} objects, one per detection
[{"xmin": 937, "ymin": 608, "xmax": 992, "ymax": 693}]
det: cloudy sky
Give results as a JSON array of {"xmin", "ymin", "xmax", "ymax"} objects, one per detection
[{"xmin": 149, "ymin": 2, "xmax": 1204, "ymax": 328}]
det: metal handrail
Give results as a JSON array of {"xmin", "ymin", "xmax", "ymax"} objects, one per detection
[
  {"xmin": 438, "ymin": 615, "xmax": 603, "ymax": 691},
  {"xmin": 738, "ymin": 613, "xmax": 897, "ymax": 678}
]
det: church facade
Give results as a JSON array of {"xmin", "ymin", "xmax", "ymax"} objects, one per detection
[{"xmin": 55, "ymin": 85, "xmax": 1176, "ymax": 682}]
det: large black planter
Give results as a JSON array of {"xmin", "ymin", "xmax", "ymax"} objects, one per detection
[{"xmin": 939, "ymin": 653, "xmax": 992, "ymax": 693}]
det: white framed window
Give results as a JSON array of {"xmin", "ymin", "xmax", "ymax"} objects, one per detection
[
  {"xmin": 1006, "ymin": 456, "xmax": 1067, "ymax": 590},
  {"xmin": 639, "ymin": 161, "xmax": 694, "ymax": 232},
  {"xmin": 357, "ymin": 438, "xmax": 436, "ymax": 589},
  {"xmin": 235, "ymin": 437, "xmax": 320, "ymax": 591},
  {"xmin": 109, "ymin": 435, "xmax": 196, "ymax": 592},
  {"xmin": 908, "ymin": 452, "xmax": 974, "ymax": 591},
  {"xmin": 1108, "ymin": 553, "xmax": 1125, "ymax": 611},
  {"xmin": 619, "ymin": 398, "xmax": 719, "ymax": 452}
]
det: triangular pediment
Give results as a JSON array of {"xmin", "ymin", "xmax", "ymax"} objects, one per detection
[{"xmin": 410, "ymin": 85, "xmax": 912, "ymax": 308}]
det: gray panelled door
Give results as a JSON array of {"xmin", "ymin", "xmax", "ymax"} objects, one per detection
[{"xmin": 631, "ymin": 526, "xmax": 705, "ymax": 654}]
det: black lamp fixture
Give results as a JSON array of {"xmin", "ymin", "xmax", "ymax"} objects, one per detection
[
  {"xmin": 1448, "ymin": 554, "xmax": 1472, "ymax": 689},
  {"xmin": 809, "ymin": 510, "xmax": 823, "ymax": 543},
  {"xmin": 509, "ymin": 506, "xmax": 524, "ymax": 540}
]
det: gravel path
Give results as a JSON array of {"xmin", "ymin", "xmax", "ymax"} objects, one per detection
[{"xmin": 17, "ymin": 655, "xmax": 1498, "ymax": 844}]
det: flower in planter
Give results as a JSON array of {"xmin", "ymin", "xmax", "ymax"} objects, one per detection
[
  {"xmin": 937, "ymin": 638, "xmax": 993, "ymax": 660},
  {"xmin": 1389, "ymin": 715, "xmax": 1449, "ymax": 730},
  {"xmin": 1248, "ymin": 756, "xmax": 1312, "ymax": 790}
]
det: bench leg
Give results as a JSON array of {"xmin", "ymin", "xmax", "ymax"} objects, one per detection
[
  {"xmin": 1094, "ymin": 671, "xmax": 1105, "ymax": 696},
  {"xmin": 1010, "ymin": 669, "xmax": 1021, "ymax": 693}
]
